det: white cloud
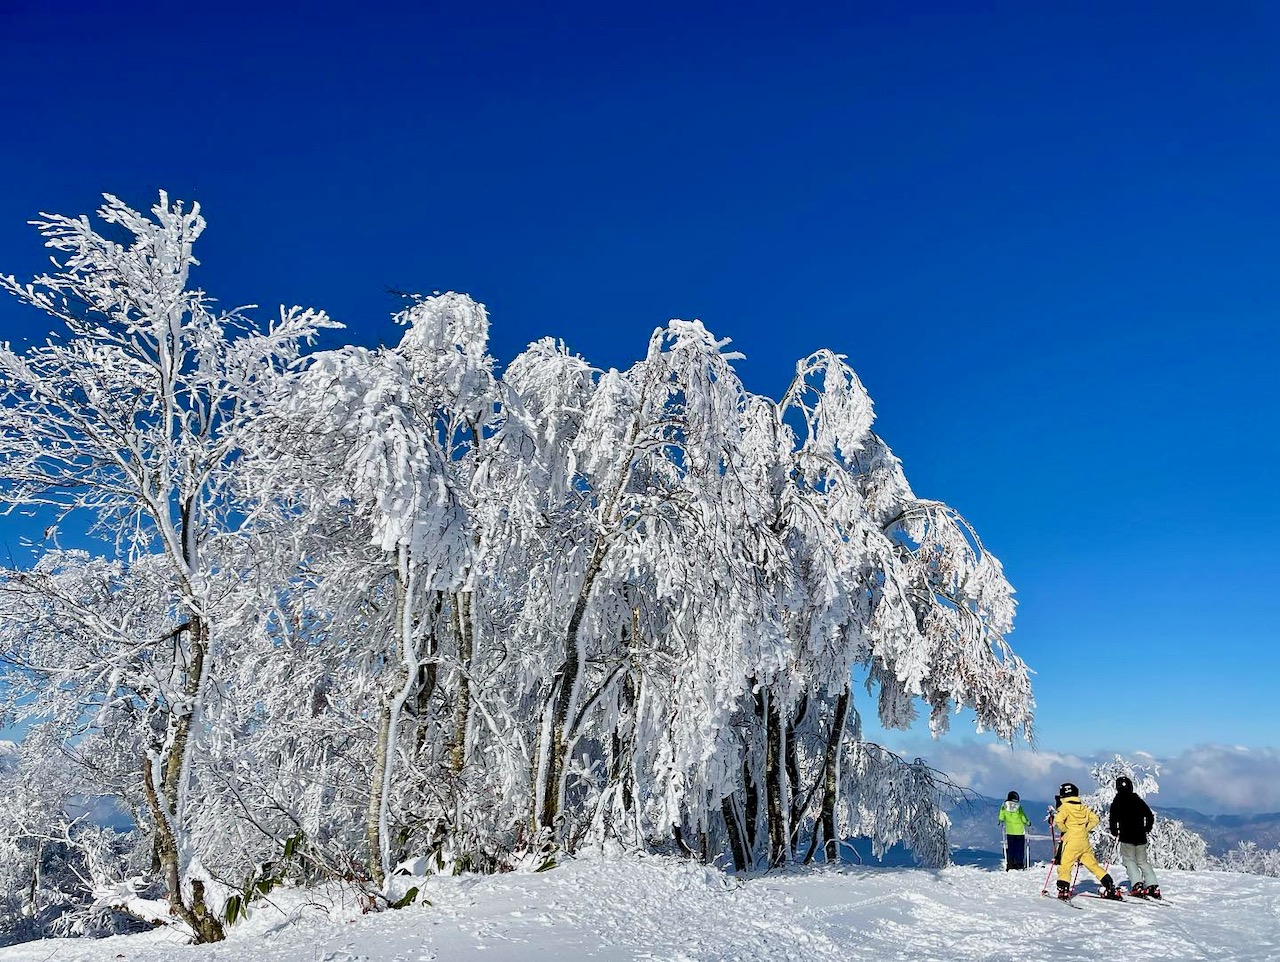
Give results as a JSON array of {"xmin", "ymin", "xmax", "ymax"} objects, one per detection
[
  {"xmin": 1154, "ymin": 745, "xmax": 1280, "ymax": 814},
  {"xmin": 880, "ymin": 737, "xmax": 1280, "ymax": 814},
  {"xmin": 882, "ymin": 736, "xmax": 1094, "ymax": 803}
]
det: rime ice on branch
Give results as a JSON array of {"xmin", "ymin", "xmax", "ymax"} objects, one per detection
[{"xmin": 0, "ymin": 194, "xmax": 1032, "ymax": 939}]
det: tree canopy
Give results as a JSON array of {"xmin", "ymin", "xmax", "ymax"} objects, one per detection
[{"xmin": 0, "ymin": 194, "xmax": 1033, "ymax": 943}]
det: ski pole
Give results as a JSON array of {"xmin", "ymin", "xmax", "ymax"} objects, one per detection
[
  {"xmin": 1040, "ymin": 857, "xmax": 1057, "ymax": 895},
  {"xmin": 1102, "ymin": 834, "xmax": 1120, "ymax": 877},
  {"xmin": 1039, "ymin": 825, "xmax": 1059, "ymax": 895}
]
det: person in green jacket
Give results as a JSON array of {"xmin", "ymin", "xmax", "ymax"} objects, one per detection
[{"xmin": 998, "ymin": 791, "xmax": 1032, "ymax": 870}]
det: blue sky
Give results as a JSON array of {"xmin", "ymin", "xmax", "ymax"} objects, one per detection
[{"xmin": 2, "ymin": 1, "xmax": 1278, "ymax": 810}]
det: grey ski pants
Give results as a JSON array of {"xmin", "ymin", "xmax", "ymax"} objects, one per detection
[{"xmin": 1120, "ymin": 841, "xmax": 1158, "ymax": 887}]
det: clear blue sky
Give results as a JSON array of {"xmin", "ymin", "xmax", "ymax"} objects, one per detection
[{"xmin": 2, "ymin": 1, "xmax": 1278, "ymax": 799}]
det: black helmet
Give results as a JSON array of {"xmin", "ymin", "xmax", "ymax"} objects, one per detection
[
  {"xmin": 1115, "ymin": 776, "xmax": 1133, "ymax": 792},
  {"xmin": 1006, "ymin": 791, "xmax": 1020, "ymax": 802},
  {"xmin": 1059, "ymin": 782, "xmax": 1079, "ymax": 798}
]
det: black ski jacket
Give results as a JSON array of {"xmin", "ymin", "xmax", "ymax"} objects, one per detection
[{"xmin": 1109, "ymin": 789, "xmax": 1154, "ymax": 845}]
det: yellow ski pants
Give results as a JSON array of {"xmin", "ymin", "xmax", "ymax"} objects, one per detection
[{"xmin": 1057, "ymin": 835, "xmax": 1107, "ymax": 883}]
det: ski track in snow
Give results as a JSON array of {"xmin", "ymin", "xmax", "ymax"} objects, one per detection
[{"xmin": 1, "ymin": 856, "xmax": 1277, "ymax": 962}]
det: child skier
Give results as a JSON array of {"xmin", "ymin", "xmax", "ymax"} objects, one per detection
[
  {"xmin": 1054, "ymin": 782, "xmax": 1118, "ymax": 899},
  {"xmin": 1109, "ymin": 775, "xmax": 1161, "ymax": 898},
  {"xmin": 998, "ymin": 791, "xmax": 1032, "ymax": 870}
]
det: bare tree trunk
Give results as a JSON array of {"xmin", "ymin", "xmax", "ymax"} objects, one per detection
[
  {"xmin": 743, "ymin": 684, "xmax": 765, "ymax": 863},
  {"xmin": 143, "ymin": 755, "xmax": 224, "ymax": 943},
  {"xmin": 538, "ymin": 540, "xmax": 606, "ymax": 831},
  {"xmin": 449, "ymin": 590, "xmax": 473, "ymax": 776},
  {"xmin": 765, "ymin": 693, "xmax": 787, "ymax": 867},
  {"xmin": 606, "ymin": 613, "xmax": 639, "ymax": 837},
  {"xmin": 805, "ymin": 686, "xmax": 850, "ymax": 865},
  {"xmin": 365, "ymin": 701, "xmax": 394, "ymax": 888},
  {"xmin": 27, "ymin": 839, "xmax": 41, "ymax": 922},
  {"xmin": 722, "ymin": 795, "xmax": 748, "ymax": 872},
  {"xmin": 742, "ymin": 760, "xmax": 759, "ymax": 861},
  {"xmin": 786, "ymin": 692, "xmax": 807, "ymax": 839},
  {"xmin": 412, "ymin": 593, "xmax": 443, "ymax": 760},
  {"xmin": 161, "ymin": 616, "xmax": 207, "ymax": 822},
  {"xmin": 137, "ymin": 614, "xmax": 224, "ymax": 943},
  {"xmin": 366, "ymin": 559, "xmax": 420, "ymax": 887},
  {"xmin": 672, "ymin": 823, "xmax": 696, "ymax": 857},
  {"xmin": 537, "ymin": 399, "xmax": 646, "ymax": 835}
]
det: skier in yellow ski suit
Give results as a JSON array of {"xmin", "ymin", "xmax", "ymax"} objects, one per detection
[{"xmin": 1053, "ymin": 782, "xmax": 1117, "ymax": 898}]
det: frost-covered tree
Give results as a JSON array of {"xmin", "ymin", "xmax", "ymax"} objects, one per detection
[
  {"xmin": 0, "ymin": 191, "xmax": 1037, "ymax": 931},
  {"xmin": 0, "ymin": 193, "xmax": 335, "ymax": 941},
  {"xmin": 526, "ymin": 321, "xmax": 776, "ymax": 840},
  {"xmin": 482, "ymin": 331, "xmax": 1032, "ymax": 869},
  {"xmin": 1213, "ymin": 842, "xmax": 1280, "ymax": 877},
  {"xmin": 0, "ymin": 739, "xmax": 142, "ymax": 945},
  {"xmin": 236, "ymin": 292, "xmax": 502, "ymax": 885},
  {"xmin": 769, "ymin": 353, "xmax": 1030, "ymax": 868}
]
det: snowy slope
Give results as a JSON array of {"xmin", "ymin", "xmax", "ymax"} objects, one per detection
[{"xmin": 1, "ymin": 853, "xmax": 1276, "ymax": 962}]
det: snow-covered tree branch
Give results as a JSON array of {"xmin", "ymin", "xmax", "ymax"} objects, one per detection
[{"xmin": 0, "ymin": 192, "xmax": 1034, "ymax": 939}]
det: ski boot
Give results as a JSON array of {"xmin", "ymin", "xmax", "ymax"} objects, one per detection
[
  {"xmin": 1099, "ymin": 873, "xmax": 1122, "ymax": 900},
  {"xmin": 1129, "ymin": 883, "xmax": 1148, "ymax": 897},
  {"xmin": 1056, "ymin": 879, "xmax": 1071, "ymax": 900},
  {"xmin": 1147, "ymin": 884, "xmax": 1162, "ymax": 900}
]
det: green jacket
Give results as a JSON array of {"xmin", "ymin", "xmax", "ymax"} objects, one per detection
[{"xmin": 998, "ymin": 802, "xmax": 1032, "ymax": 836}]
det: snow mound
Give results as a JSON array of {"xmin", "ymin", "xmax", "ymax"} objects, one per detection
[{"xmin": 1, "ymin": 853, "xmax": 1277, "ymax": 961}]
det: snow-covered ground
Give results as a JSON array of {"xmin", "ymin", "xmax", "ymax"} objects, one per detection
[{"xmin": 2, "ymin": 853, "xmax": 1277, "ymax": 962}]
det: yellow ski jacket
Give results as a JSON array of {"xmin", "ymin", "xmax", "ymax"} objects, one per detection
[{"xmin": 1053, "ymin": 797, "xmax": 1100, "ymax": 841}]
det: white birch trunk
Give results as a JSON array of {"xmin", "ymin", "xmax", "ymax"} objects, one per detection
[{"xmin": 367, "ymin": 548, "xmax": 423, "ymax": 886}]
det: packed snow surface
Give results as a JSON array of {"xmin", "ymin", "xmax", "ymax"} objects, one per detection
[{"xmin": 2, "ymin": 854, "xmax": 1277, "ymax": 962}]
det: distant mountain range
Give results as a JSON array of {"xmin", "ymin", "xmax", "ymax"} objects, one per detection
[
  {"xmin": 1159, "ymin": 807, "xmax": 1280, "ymax": 855},
  {"xmin": 946, "ymin": 796, "xmax": 1280, "ymax": 857}
]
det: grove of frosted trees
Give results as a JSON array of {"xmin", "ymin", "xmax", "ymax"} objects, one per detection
[{"xmin": 0, "ymin": 194, "xmax": 1034, "ymax": 943}]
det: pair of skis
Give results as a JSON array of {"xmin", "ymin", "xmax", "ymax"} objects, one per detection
[
  {"xmin": 1039, "ymin": 820, "xmax": 1172, "ymax": 908},
  {"xmin": 1043, "ymin": 886, "xmax": 1121, "ymax": 908},
  {"xmin": 1125, "ymin": 890, "xmax": 1171, "ymax": 906},
  {"xmin": 1043, "ymin": 891, "xmax": 1084, "ymax": 909},
  {"xmin": 1044, "ymin": 887, "xmax": 1170, "ymax": 909}
]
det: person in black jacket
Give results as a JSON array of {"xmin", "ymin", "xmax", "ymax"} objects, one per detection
[{"xmin": 1109, "ymin": 775, "xmax": 1161, "ymax": 898}]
